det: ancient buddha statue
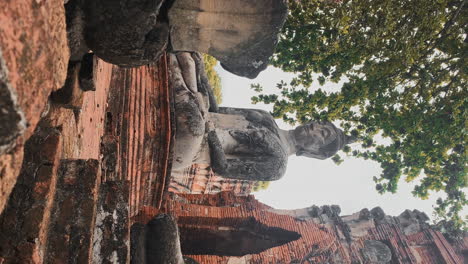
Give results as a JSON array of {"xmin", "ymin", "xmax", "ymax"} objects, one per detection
[
  {"xmin": 171, "ymin": 52, "xmax": 354, "ymax": 181},
  {"xmin": 207, "ymin": 109, "xmax": 354, "ymax": 181}
]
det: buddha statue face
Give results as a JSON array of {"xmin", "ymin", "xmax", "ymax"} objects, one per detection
[{"xmin": 293, "ymin": 121, "xmax": 345, "ymax": 159}]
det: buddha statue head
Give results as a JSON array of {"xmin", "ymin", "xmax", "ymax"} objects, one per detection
[{"xmin": 293, "ymin": 121, "xmax": 355, "ymax": 159}]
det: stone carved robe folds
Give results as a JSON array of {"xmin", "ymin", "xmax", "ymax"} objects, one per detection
[{"xmin": 172, "ymin": 52, "xmax": 288, "ymax": 181}]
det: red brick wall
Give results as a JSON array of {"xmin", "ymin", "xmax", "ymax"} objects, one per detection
[
  {"xmin": 101, "ymin": 54, "xmax": 173, "ymax": 215},
  {"xmin": 155, "ymin": 192, "xmax": 465, "ymax": 264},
  {"xmin": 0, "ymin": 55, "xmax": 174, "ymax": 263},
  {"xmin": 163, "ymin": 193, "xmax": 344, "ymax": 263}
]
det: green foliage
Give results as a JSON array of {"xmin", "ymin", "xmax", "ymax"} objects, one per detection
[
  {"xmin": 203, "ymin": 54, "xmax": 223, "ymax": 104},
  {"xmin": 252, "ymin": 181, "xmax": 272, "ymax": 192},
  {"xmin": 254, "ymin": 0, "xmax": 467, "ymax": 238}
]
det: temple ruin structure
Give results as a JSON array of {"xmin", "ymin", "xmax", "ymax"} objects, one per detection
[
  {"xmin": 0, "ymin": 0, "xmax": 466, "ymax": 263},
  {"xmin": 137, "ymin": 191, "xmax": 467, "ymax": 264}
]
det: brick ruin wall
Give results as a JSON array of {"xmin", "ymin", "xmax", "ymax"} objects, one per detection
[
  {"xmin": 0, "ymin": 50, "xmax": 173, "ymax": 263},
  {"xmin": 0, "ymin": 2, "xmax": 466, "ymax": 263},
  {"xmin": 170, "ymin": 163, "xmax": 253, "ymax": 195},
  {"xmin": 150, "ymin": 191, "xmax": 467, "ymax": 264}
]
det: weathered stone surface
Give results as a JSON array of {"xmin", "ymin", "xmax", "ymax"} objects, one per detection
[
  {"xmin": 170, "ymin": 52, "xmax": 208, "ymax": 170},
  {"xmin": 0, "ymin": 0, "xmax": 69, "ymax": 138},
  {"xmin": 0, "ymin": 55, "xmax": 174, "ymax": 263},
  {"xmin": 0, "ymin": 49, "xmax": 26, "ymax": 155},
  {"xmin": 397, "ymin": 209, "xmax": 430, "ymax": 235},
  {"xmin": 361, "ymin": 240, "xmax": 392, "ymax": 263},
  {"xmin": 0, "ymin": 146, "xmax": 24, "ymax": 219},
  {"xmin": 370, "ymin": 206, "xmax": 386, "ymax": 221},
  {"xmin": 168, "ymin": 0, "xmax": 288, "ymax": 78},
  {"xmin": 130, "ymin": 223, "xmax": 146, "ymax": 264},
  {"xmin": 65, "ymin": 0, "xmax": 89, "ymax": 61},
  {"xmin": 0, "ymin": 48, "xmax": 26, "ymax": 216},
  {"xmin": 145, "ymin": 214, "xmax": 185, "ymax": 264},
  {"xmin": 179, "ymin": 218, "xmax": 301, "ymax": 256},
  {"xmin": 92, "ymin": 181, "xmax": 130, "ymax": 264},
  {"xmin": 83, "ymin": 0, "xmax": 168, "ymax": 67},
  {"xmin": 45, "ymin": 159, "xmax": 100, "ymax": 264},
  {"xmin": 130, "ymin": 214, "xmax": 197, "ymax": 264},
  {"xmin": 0, "ymin": 0, "xmax": 69, "ymax": 214},
  {"xmin": 0, "ymin": 127, "xmax": 62, "ymax": 263},
  {"xmin": 359, "ymin": 208, "xmax": 371, "ymax": 220}
]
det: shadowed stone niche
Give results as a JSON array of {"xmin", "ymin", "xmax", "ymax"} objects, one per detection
[{"xmin": 178, "ymin": 217, "xmax": 301, "ymax": 256}]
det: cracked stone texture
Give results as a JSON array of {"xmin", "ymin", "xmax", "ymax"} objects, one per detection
[
  {"xmin": 0, "ymin": 0, "xmax": 69, "ymax": 214},
  {"xmin": 82, "ymin": 0, "xmax": 168, "ymax": 67},
  {"xmin": 92, "ymin": 181, "xmax": 130, "ymax": 264}
]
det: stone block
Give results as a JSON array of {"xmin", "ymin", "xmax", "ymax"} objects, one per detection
[
  {"xmin": 0, "ymin": 0, "xmax": 69, "ymax": 139},
  {"xmin": 45, "ymin": 159, "xmax": 100, "ymax": 264},
  {"xmin": 92, "ymin": 181, "xmax": 130, "ymax": 264},
  {"xmin": 130, "ymin": 214, "xmax": 185, "ymax": 264},
  {"xmin": 145, "ymin": 214, "xmax": 184, "ymax": 264}
]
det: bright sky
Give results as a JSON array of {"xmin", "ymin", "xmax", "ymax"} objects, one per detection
[{"xmin": 216, "ymin": 64, "xmax": 452, "ymax": 219}]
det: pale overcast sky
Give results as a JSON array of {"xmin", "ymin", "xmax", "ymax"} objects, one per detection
[{"xmin": 216, "ymin": 64, "xmax": 462, "ymax": 220}]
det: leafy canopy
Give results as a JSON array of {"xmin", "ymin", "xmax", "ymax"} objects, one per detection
[
  {"xmin": 252, "ymin": 181, "xmax": 272, "ymax": 192},
  {"xmin": 203, "ymin": 54, "xmax": 223, "ymax": 104},
  {"xmin": 252, "ymin": 0, "xmax": 467, "ymax": 238}
]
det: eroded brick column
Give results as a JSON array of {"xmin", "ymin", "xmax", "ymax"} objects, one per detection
[
  {"xmin": 0, "ymin": 127, "xmax": 62, "ymax": 263},
  {"xmin": 92, "ymin": 181, "xmax": 130, "ymax": 264},
  {"xmin": 45, "ymin": 159, "xmax": 99, "ymax": 264}
]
